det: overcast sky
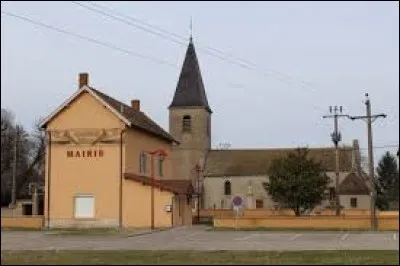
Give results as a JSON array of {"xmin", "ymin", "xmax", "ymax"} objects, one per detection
[{"xmin": 1, "ymin": 1, "xmax": 399, "ymax": 164}]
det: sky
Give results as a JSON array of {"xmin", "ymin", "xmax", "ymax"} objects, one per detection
[{"xmin": 1, "ymin": 1, "xmax": 399, "ymax": 166}]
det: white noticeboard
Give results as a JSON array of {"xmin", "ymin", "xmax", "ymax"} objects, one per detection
[{"xmin": 74, "ymin": 196, "xmax": 94, "ymax": 219}]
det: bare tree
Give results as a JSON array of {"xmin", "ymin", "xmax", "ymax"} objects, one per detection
[
  {"xmin": 1, "ymin": 109, "xmax": 13, "ymax": 133},
  {"xmin": 1, "ymin": 109, "xmax": 46, "ymax": 205},
  {"xmin": 15, "ymin": 120, "xmax": 46, "ymax": 199}
]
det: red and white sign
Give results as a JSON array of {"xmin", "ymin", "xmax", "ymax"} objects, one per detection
[{"xmin": 232, "ymin": 196, "xmax": 242, "ymax": 207}]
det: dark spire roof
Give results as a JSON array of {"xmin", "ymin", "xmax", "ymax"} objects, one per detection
[{"xmin": 169, "ymin": 39, "xmax": 211, "ymax": 113}]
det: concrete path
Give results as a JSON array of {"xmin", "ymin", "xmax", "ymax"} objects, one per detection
[{"xmin": 1, "ymin": 226, "xmax": 398, "ymax": 251}]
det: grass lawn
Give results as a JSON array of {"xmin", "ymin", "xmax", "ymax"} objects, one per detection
[{"xmin": 1, "ymin": 250, "xmax": 398, "ymax": 265}]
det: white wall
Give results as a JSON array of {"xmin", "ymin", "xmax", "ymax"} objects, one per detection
[
  {"xmin": 203, "ymin": 172, "xmax": 370, "ymax": 210},
  {"xmin": 340, "ymin": 195, "xmax": 371, "ymax": 210},
  {"xmin": 203, "ymin": 175, "xmax": 274, "ymax": 209}
]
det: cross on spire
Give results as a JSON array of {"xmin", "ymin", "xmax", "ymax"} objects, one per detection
[{"xmin": 189, "ymin": 16, "xmax": 193, "ymax": 42}]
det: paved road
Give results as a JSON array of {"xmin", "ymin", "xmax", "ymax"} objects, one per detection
[{"xmin": 1, "ymin": 226, "xmax": 398, "ymax": 251}]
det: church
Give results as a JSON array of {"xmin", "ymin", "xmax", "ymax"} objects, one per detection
[
  {"xmin": 40, "ymin": 36, "xmax": 372, "ymax": 229},
  {"xmin": 168, "ymin": 38, "xmax": 372, "ymax": 213}
]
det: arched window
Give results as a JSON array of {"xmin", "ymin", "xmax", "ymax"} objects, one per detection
[
  {"xmin": 182, "ymin": 115, "xmax": 192, "ymax": 133},
  {"xmin": 139, "ymin": 152, "xmax": 147, "ymax": 174},
  {"xmin": 224, "ymin": 180, "xmax": 231, "ymax": 195}
]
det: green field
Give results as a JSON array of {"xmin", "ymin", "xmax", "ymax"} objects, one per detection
[{"xmin": 1, "ymin": 250, "xmax": 398, "ymax": 265}]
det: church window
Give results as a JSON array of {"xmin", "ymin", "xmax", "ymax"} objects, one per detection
[
  {"xmin": 329, "ymin": 187, "xmax": 335, "ymax": 201},
  {"xmin": 256, "ymin": 199, "xmax": 264, "ymax": 209},
  {"xmin": 350, "ymin": 197, "xmax": 357, "ymax": 208},
  {"xmin": 182, "ymin": 115, "xmax": 192, "ymax": 133},
  {"xmin": 224, "ymin": 181, "xmax": 231, "ymax": 195}
]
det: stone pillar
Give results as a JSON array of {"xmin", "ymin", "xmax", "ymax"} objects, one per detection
[
  {"xmin": 246, "ymin": 183, "xmax": 254, "ymax": 209},
  {"xmin": 32, "ymin": 186, "xmax": 38, "ymax": 216},
  {"xmin": 246, "ymin": 196, "xmax": 254, "ymax": 209}
]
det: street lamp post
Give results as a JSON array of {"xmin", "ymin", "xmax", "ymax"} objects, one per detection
[
  {"xmin": 148, "ymin": 149, "xmax": 167, "ymax": 230},
  {"xmin": 195, "ymin": 164, "xmax": 204, "ymax": 223}
]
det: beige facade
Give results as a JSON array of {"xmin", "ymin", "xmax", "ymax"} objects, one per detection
[
  {"xmin": 169, "ymin": 108, "xmax": 210, "ymax": 182},
  {"xmin": 203, "ymin": 171, "xmax": 372, "ymax": 211},
  {"xmin": 42, "ymin": 76, "xmax": 192, "ymax": 229},
  {"xmin": 203, "ymin": 176, "xmax": 273, "ymax": 210}
]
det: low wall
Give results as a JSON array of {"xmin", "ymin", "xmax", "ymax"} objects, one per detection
[
  {"xmin": 201, "ymin": 209, "xmax": 399, "ymax": 217},
  {"xmin": 199, "ymin": 209, "xmax": 234, "ymax": 217},
  {"xmin": 378, "ymin": 216, "xmax": 399, "ymax": 231},
  {"xmin": 1, "ymin": 216, "xmax": 44, "ymax": 229},
  {"xmin": 214, "ymin": 215, "xmax": 399, "ymax": 231}
]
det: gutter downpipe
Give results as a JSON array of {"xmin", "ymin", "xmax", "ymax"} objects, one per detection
[
  {"xmin": 119, "ymin": 128, "xmax": 126, "ymax": 229},
  {"xmin": 47, "ymin": 131, "xmax": 52, "ymax": 229}
]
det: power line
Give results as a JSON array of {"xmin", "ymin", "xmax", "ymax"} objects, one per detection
[
  {"xmin": 1, "ymin": 11, "xmax": 178, "ymax": 68},
  {"xmin": 71, "ymin": 1, "xmax": 322, "ymax": 94},
  {"xmin": 71, "ymin": 1, "xmax": 259, "ymax": 72},
  {"xmin": 2, "ymin": 10, "xmax": 326, "ymax": 114},
  {"xmin": 72, "ymin": 1, "xmax": 187, "ymax": 47},
  {"xmin": 71, "ymin": 1, "xmax": 327, "ymax": 113},
  {"xmin": 75, "ymin": 1, "xmax": 265, "ymax": 68}
]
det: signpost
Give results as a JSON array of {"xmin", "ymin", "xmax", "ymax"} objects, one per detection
[{"xmin": 232, "ymin": 196, "xmax": 243, "ymax": 231}]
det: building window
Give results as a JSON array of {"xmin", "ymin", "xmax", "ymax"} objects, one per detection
[
  {"xmin": 139, "ymin": 152, "xmax": 147, "ymax": 174},
  {"xmin": 224, "ymin": 181, "xmax": 231, "ymax": 195},
  {"xmin": 182, "ymin": 115, "xmax": 192, "ymax": 133},
  {"xmin": 329, "ymin": 187, "xmax": 336, "ymax": 201},
  {"xmin": 74, "ymin": 195, "xmax": 94, "ymax": 219},
  {"xmin": 256, "ymin": 199, "xmax": 264, "ymax": 209},
  {"xmin": 158, "ymin": 158, "xmax": 164, "ymax": 177},
  {"xmin": 350, "ymin": 197, "xmax": 357, "ymax": 208}
]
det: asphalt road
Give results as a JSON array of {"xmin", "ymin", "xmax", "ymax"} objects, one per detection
[{"xmin": 1, "ymin": 226, "xmax": 398, "ymax": 251}]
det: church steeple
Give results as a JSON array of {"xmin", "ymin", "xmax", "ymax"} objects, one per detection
[{"xmin": 169, "ymin": 39, "xmax": 211, "ymax": 113}]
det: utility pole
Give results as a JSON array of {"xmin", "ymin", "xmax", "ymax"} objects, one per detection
[
  {"xmin": 323, "ymin": 106, "xmax": 349, "ymax": 216},
  {"xmin": 348, "ymin": 93, "xmax": 386, "ymax": 231},
  {"xmin": 10, "ymin": 126, "xmax": 19, "ymax": 208}
]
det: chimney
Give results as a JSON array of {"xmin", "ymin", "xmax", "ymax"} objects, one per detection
[
  {"xmin": 79, "ymin": 73, "xmax": 89, "ymax": 88},
  {"xmin": 131, "ymin": 99, "xmax": 140, "ymax": 112}
]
